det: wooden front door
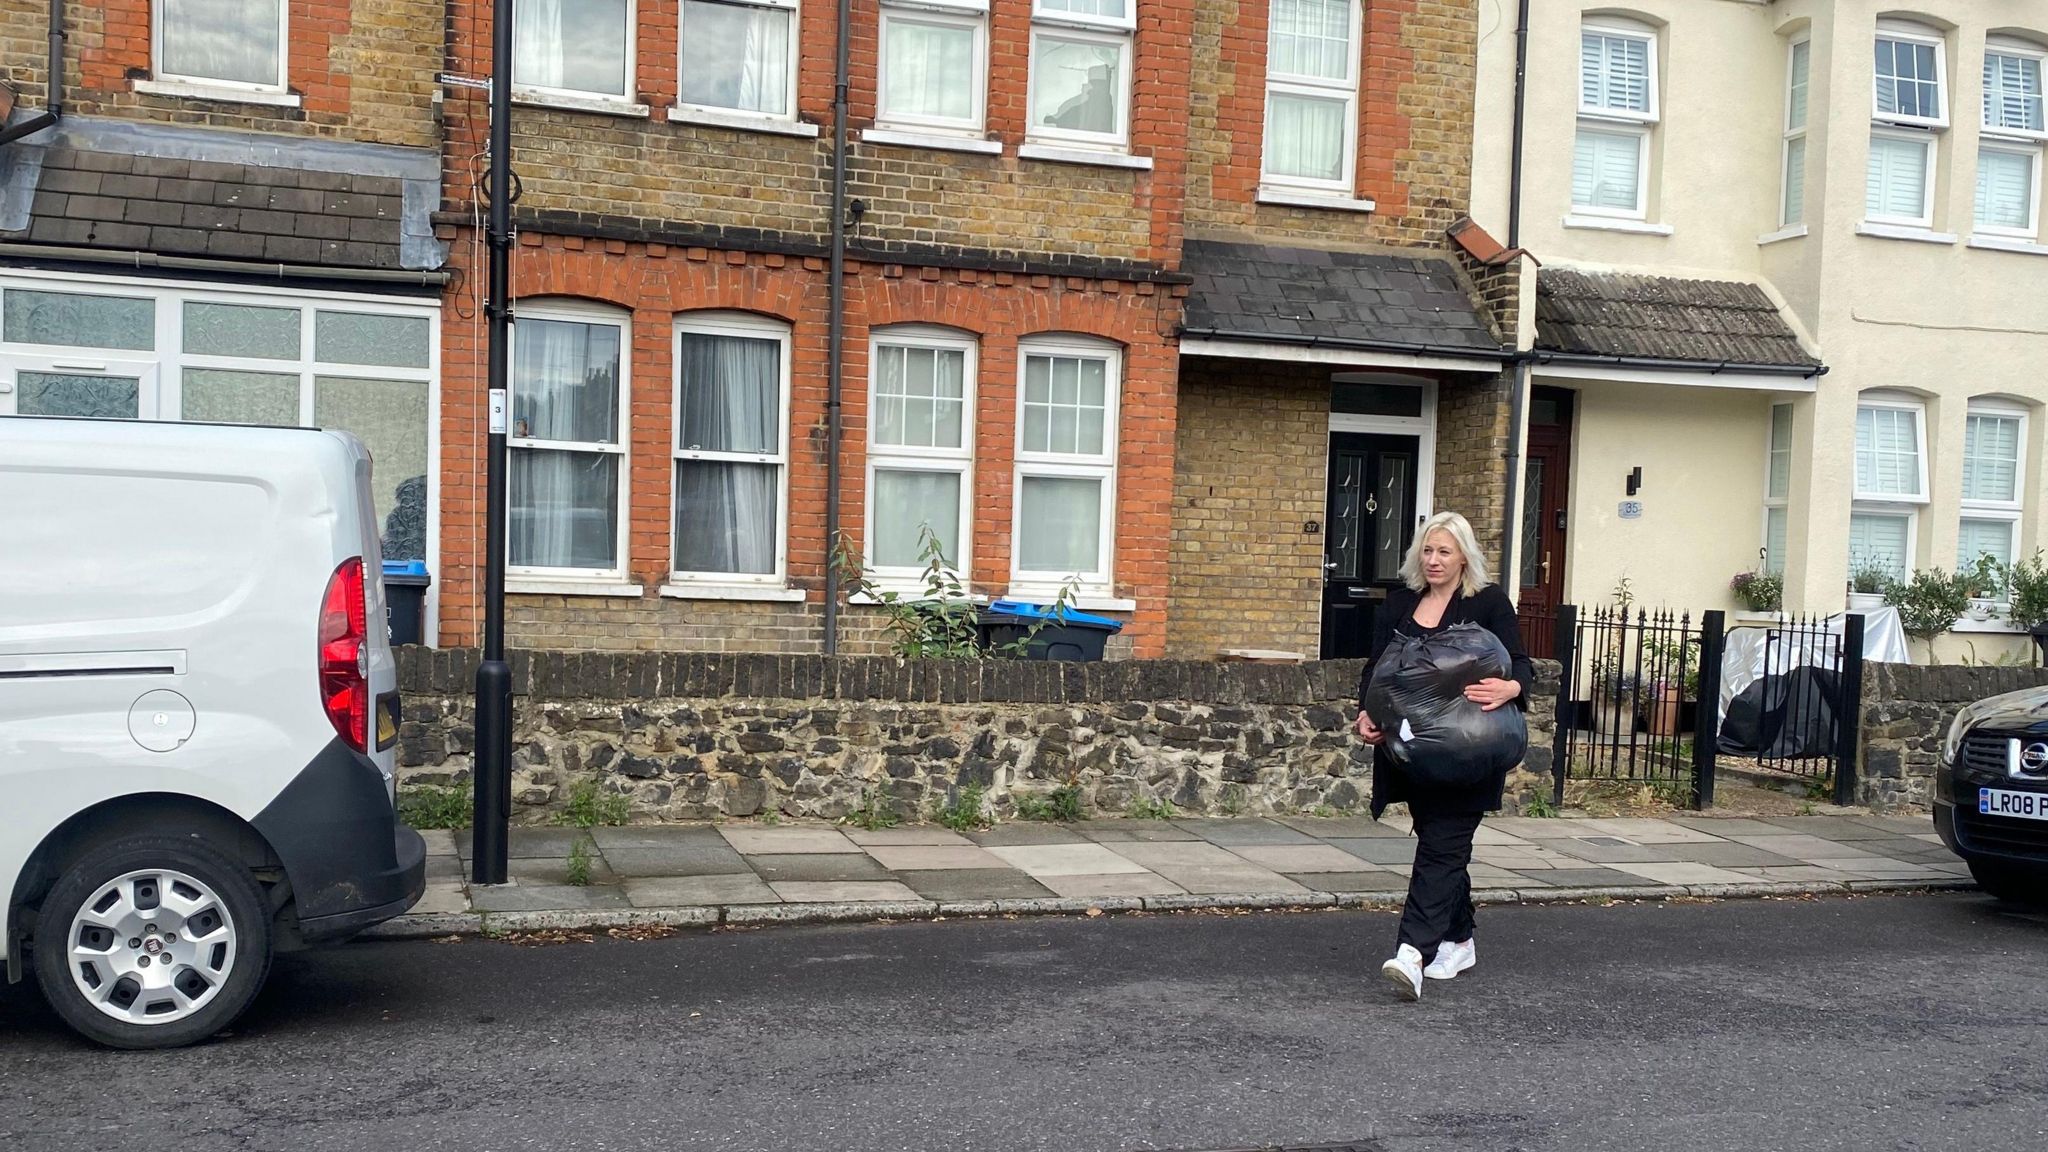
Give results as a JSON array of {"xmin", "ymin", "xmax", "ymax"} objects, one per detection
[
  {"xmin": 1321, "ymin": 432, "xmax": 1420, "ymax": 659},
  {"xmin": 1517, "ymin": 388, "xmax": 1574, "ymax": 658}
]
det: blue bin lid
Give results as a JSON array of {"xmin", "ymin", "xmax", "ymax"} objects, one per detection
[
  {"xmin": 986, "ymin": 599, "xmax": 1124, "ymax": 632},
  {"xmin": 382, "ymin": 559, "xmax": 429, "ymax": 578}
]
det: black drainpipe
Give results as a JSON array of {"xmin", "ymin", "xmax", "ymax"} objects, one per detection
[
  {"xmin": 821, "ymin": 0, "xmax": 852, "ymax": 655},
  {"xmin": 1498, "ymin": 0, "xmax": 1533, "ymax": 592},
  {"xmin": 0, "ymin": 0, "xmax": 65, "ymax": 147}
]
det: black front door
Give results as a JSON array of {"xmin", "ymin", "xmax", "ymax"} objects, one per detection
[{"xmin": 1321, "ymin": 432, "xmax": 1420, "ymax": 659}]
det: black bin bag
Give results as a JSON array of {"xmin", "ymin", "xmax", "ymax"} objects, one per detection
[{"xmin": 1363, "ymin": 622, "xmax": 1529, "ymax": 790}]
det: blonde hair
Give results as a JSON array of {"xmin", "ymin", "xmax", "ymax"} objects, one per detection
[{"xmin": 1399, "ymin": 511, "xmax": 1492, "ymax": 597}]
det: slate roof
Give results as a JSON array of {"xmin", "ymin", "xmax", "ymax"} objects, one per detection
[
  {"xmin": 1180, "ymin": 239, "xmax": 1504, "ymax": 357},
  {"xmin": 2, "ymin": 145, "xmax": 417, "ymax": 271},
  {"xmin": 1535, "ymin": 267, "xmax": 1820, "ymax": 368}
]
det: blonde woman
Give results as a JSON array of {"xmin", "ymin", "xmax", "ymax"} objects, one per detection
[{"xmin": 1354, "ymin": 511, "xmax": 1532, "ymax": 1001}]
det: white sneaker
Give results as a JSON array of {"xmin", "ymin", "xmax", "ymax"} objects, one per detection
[
  {"xmin": 1424, "ymin": 938, "xmax": 1475, "ymax": 981},
  {"xmin": 1380, "ymin": 944, "xmax": 1424, "ymax": 1001}
]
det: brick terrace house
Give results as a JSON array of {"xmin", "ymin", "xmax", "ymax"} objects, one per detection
[
  {"xmin": 0, "ymin": 1, "xmax": 448, "ymax": 585},
  {"xmin": 432, "ymin": 0, "xmax": 1516, "ymax": 661}
]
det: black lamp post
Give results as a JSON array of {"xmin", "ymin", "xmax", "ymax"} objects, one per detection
[{"xmin": 470, "ymin": 0, "xmax": 515, "ymax": 886}]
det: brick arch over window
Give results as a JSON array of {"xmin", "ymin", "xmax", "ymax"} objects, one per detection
[{"xmin": 512, "ymin": 245, "xmax": 803, "ymax": 322}]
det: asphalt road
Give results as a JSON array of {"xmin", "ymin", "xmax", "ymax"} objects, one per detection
[{"xmin": 3, "ymin": 893, "xmax": 2045, "ymax": 1152}]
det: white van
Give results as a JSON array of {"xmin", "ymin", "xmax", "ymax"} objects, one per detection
[{"xmin": 1, "ymin": 416, "xmax": 425, "ymax": 1049}]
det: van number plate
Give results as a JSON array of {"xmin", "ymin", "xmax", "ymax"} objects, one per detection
[{"xmin": 1979, "ymin": 788, "xmax": 2048, "ymax": 821}]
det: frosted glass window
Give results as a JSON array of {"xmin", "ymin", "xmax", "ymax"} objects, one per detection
[
  {"xmin": 315, "ymin": 377, "xmax": 431, "ymax": 562},
  {"xmin": 183, "ymin": 302, "xmax": 300, "ymax": 360},
  {"xmin": 1018, "ymin": 476, "xmax": 1102, "ymax": 574},
  {"xmin": 18, "ymin": 373, "xmax": 140, "ymax": 418},
  {"xmin": 316, "ymin": 311, "xmax": 431, "ymax": 369},
  {"xmin": 3, "ymin": 290, "xmax": 154, "ymax": 351},
  {"xmin": 873, "ymin": 470, "xmax": 961, "ymax": 568},
  {"xmin": 182, "ymin": 369, "xmax": 300, "ymax": 425}
]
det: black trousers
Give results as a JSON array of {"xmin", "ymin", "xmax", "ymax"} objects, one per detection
[{"xmin": 1397, "ymin": 802, "xmax": 1485, "ymax": 954}]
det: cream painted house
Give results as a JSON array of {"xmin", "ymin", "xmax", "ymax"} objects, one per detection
[{"xmin": 1473, "ymin": 0, "xmax": 2048, "ymax": 659}]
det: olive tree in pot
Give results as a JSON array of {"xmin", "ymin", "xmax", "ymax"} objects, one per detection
[
  {"xmin": 2003, "ymin": 551, "xmax": 2048, "ymax": 664},
  {"xmin": 1883, "ymin": 568, "xmax": 1971, "ymax": 660}
]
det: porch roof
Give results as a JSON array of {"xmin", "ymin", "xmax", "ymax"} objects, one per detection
[
  {"xmin": 1535, "ymin": 268, "xmax": 1821, "ymax": 370},
  {"xmin": 1179, "ymin": 239, "xmax": 1505, "ymax": 361}
]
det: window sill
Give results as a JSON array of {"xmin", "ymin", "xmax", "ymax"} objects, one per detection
[
  {"xmin": 1018, "ymin": 143, "xmax": 1152, "ymax": 170},
  {"xmin": 1758, "ymin": 224, "xmax": 1809, "ymax": 246},
  {"xmin": 1256, "ymin": 187, "xmax": 1376, "ymax": 213},
  {"xmin": 505, "ymin": 580, "xmax": 644, "ymax": 598},
  {"xmin": 513, "ymin": 89, "xmax": 653, "ymax": 119},
  {"xmin": 1856, "ymin": 221, "xmax": 1957, "ymax": 245},
  {"xmin": 1004, "ymin": 591, "xmax": 1135, "ymax": 613},
  {"xmin": 1563, "ymin": 214, "xmax": 1673, "ymax": 236},
  {"xmin": 1968, "ymin": 234, "xmax": 2048, "ymax": 256},
  {"xmin": 1952, "ymin": 614, "xmax": 2025, "ymax": 635},
  {"xmin": 658, "ymin": 583, "xmax": 808, "ymax": 603},
  {"xmin": 860, "ymin": 128, "xmax": 1004, "ymax": 156},
  {"xmin": 132, "ymin": 79, "xmax": 301, "ymax": 108},
  {"xmin": 667, "ymin": 106, "xmax": 821, "ymax": 138}
]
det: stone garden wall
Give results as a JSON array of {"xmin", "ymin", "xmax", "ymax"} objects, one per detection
[
  {"xmin": 1858, "ymin": 663, "xmax": 2048, "ymax": 811},
  {"xmin": 395, "ymin": 649, "xmax": 1562, "ymax": 823}
]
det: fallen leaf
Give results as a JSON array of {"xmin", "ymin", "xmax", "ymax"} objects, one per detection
[{"xmin": 1084, "ymin": 907, "xmax": 1104, "ymax": 918}]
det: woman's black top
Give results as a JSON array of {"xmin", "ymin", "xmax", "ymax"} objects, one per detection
[{"xmin": 1357, "ymin": 583, "xmax": 1534, "ymax": 818}]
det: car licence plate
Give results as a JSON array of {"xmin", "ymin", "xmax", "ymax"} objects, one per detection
[{"xmin": 1979, "ymin": 787, "xmax": 2048, "ymax": 821}]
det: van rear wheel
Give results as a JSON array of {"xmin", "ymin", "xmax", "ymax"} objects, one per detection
[{"xmin": 32, "ymin": 835, "xmax": 273, "ymax": 1050}]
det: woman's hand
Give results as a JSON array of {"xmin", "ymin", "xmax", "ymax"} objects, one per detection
[
  {"xmin": 1464, "ymin": 677, "xmax": 1523, "ymax": 712},
  {"xmin": 1355, "ymin": 712, "xmax": 1385, "ymax": 745}
]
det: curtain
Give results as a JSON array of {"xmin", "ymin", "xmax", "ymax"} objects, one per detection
[
  {"xmin": 1266, "ymin": 91, "xmax": 1345, "ymax": 181},
  {"xmin": 674, "ymin": 333, "xmax": 780, "ymax": 575},
  {"xmin": 885, "ymin": 18, "xmax": 974, "ymax": 121},
  {"xmin": 515, "ymin": 0, "xmax": 630, "ymax": 96},
  {"xmin": 681, "ymin": 1, "xmax": 792, "ymax": 115},
  {"xmin": 1018, "ymin": 476, "xmax": 1100, "ymax": 575},
  {"xmin": 510, "ymin": 319, "xmax": 621, "ymax": 569},
  {"xmin": 1271, "ymin": 0, "xmax": 1351, "ymax": 81},
  {"xmin": 161, "ymin": 0, "xmax": 281, "ymax": 86}
]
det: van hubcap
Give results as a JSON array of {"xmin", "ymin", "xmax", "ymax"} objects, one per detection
[{"xmin": 67, "ymin": 870, "xmax": 237, "ymax": 1025}]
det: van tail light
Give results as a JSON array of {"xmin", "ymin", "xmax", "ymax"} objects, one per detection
[{"xmin": 319, "ymin": 557, "xmax": 369, "ymax": 754}]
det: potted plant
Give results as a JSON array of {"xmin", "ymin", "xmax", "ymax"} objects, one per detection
[
  {"xmin": 1588, "ymin": 656, "xmax": 1639, "ymax": 742},
  {"xmin": 1884, "ymin": 568, "xmax": 1972, "ymax": 658},
  {"xmin": 1847, "ymin": 557, "xmax": 1893, "ymax": 610},
  {"xmin": 1729, "ymin": 569, "xmax": 1783, "ymax": 615},
  {"xmin": 1642, "ymin": 636, "xmax": 1702, "ymax": 738},
  {"xmin": 1959, "ymin": 553, "xmax": 2008, "ymax": 622}
]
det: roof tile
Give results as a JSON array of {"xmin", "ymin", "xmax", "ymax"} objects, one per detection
[
  {"xmin": 1535, "ymin": 268, "xmax": 1820, "ymax": 368},
  {"xmin": 1181, "ymin": 239, "xmax": 1501, "ymax": 355}
]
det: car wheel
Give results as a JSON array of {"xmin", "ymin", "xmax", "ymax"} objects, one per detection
[
  {"xmin": 1967, "ymin": 858, "xmax": 2048, "ymax": 907},
  {"xmin": 31, "ymin": 835, "xmax": 273, "ymax": 1050}
]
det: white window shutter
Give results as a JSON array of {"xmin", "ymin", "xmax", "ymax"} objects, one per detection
[
  {"xmin": 1573, "ymin": 127, "xmax": 1641, "ymax": 211},
  {"xmin": 1867, "ymin": 134, "xmax": 1929, "ymax": 220},
  {"xmin": 1975, "ymin": 149, "xmax": 2036, "ymax": 231},
  {"xmin": 1784, "ymin": 136, "xmax": 1807, "ymax": 223}
]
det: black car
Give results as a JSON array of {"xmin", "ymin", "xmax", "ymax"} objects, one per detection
[{"xmin": 1936, "ymin": 685, "xmax": 2048, "ymax": 904}]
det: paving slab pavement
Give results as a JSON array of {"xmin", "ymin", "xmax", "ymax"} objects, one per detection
[{"xmin": 371, "ymin": 810, "xmax": 1978, "ymax": 939}]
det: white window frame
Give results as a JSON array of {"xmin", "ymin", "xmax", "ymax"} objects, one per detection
[
  {"xmin": 876, "ymin": 0, "xmax": 991, "ymax": 135},
  {"xmin": 1010, "ymin": 335, "xmax": 1120, "ymax": 598},
  {"xmin": 675, "ymin": 0, "xmax": 801, "ymax": 123},
  {"xmin": 668, "ymin": 311, "xmax": 793, "ymax": 588},
  {"xmin": 1781, "ymin": 38, "xmax": 1811, "ymax": 228},
  {"xmin": 1851, "ymin": 394, "xmax": 1928, "ymax": 583},
  {"xmin": 1867, "ymin": 126, "xmax": 1940, "ymax": 229},
  {"xmin": 1873, "ymin": 22, "xmax": 1949, "ymax": 130},
  {"xmin": 1762, "ymin": 402, "xmax": 1793, "ymax": 575},
  {"xmin": 1959, "ymin": 400, "xmax": 2028, "ymax": 585},
  {"xmin": 513, "ymin": 0, "xmax": 641, "ymax": 105},
  {"xmin": 1260, "ymin": 0, "xmax": 1362, "ymax": 196},
  {"xmin": 152, "ymin": 0, "xmax": 290, "ymax": 94},
  {"xmin": 1975, "ymin": 140, "xmax": 2045, "ymax": 239},
  {"xmin": 0, "ymin": 270, "xmax": 443, "ymax": 631},
  {"xmin": 1573, "ymin": 18, "xmax": 1659, "ymax": 221},
  {"xmin": 1025, "ymin": 1, "xmax": 1135, "ymax": 152},
  {"xmin": 865, "ymin": 326, "xmax": 978, "ymax": 591},
  {"xmin": 1984, "ymin": 39, "xmax": 2048, "ymax": 141},
  {"xmin": 506, "ymin": 301, "xmax": 632, "ymax": 583}
]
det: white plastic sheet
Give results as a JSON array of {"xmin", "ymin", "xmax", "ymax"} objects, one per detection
[{"xmin": 1717, "ymin": 607, "xmax": 1910, "ymax": 726}]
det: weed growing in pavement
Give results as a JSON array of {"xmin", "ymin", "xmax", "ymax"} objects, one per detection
[
  {"xmin": 397, "ymin": 782, "xmax": 472, "ymax": 829},
  {"xmin": 565, "ymin": 836, "xmax": 593, "ymax": 886},
  {"xmin": 1308, "ymin": 804, "xmax": 1338, "ymax": 819},
  {"xmin": 934, "ymin": 783, "xmax": 991, "ymax": 831},
  {"xmin": 1127, "ymin": 796, "xmax": 1177, "ymax": 820},
  {"xmin": 1799, "ymin": 800, "xmax": 1818, "ymax": 816},
  {"xmin": 558, "ymin": 780, "xmax": 633, "ymax": 829},
  {"xmin": 844, "ymin": 787, "xmax": 900, "ymax": 831},
  {"xmin": 1218, "ymin": 785, "xmax": 1248, "ymax": 817},
  {"xmin": 1648, "ymin": 776, "xmax": 1695, "ymax": 810},
  {"xmin": 1016, "ymin": 784, "xmax": 1084, "ymax": 822},
  {"xmin": 1523, "ymin": 791, "xmax": 1560, "ymax": 818},
  {"xmin": 759, "ymin": 810, "xmax": 781, "ymax": 825},
  {"xmin": 1804, "ymin": 778, "xmax": 1833, "ymax": 802}
]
